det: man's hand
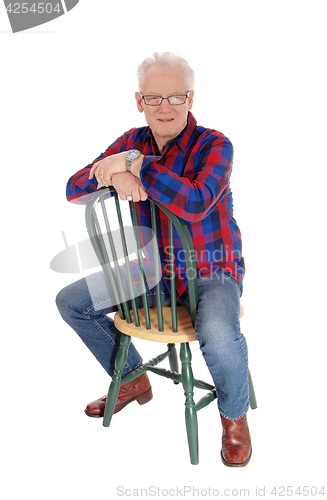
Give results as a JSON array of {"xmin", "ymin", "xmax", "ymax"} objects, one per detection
[
  {"xmin": 89, "ymin": 152, "xmax": 127, "ymax": 187},
  {"xmin": 111, "ymin": 172, "xmax": 148, "ymax": 202}
]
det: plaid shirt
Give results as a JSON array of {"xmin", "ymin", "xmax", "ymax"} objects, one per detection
[{"xmin": 66, "ymin": 112, "xmax": 245, "ymax": 297}]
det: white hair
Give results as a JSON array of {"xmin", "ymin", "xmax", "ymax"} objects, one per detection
[{"xmin": 137, "ymin": 52, "xmax": 195, "ymax": 92}]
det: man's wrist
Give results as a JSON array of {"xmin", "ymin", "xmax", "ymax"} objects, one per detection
[{"xmin": 130, "ymin": 154, "xmax": 144, "ymax": 178}]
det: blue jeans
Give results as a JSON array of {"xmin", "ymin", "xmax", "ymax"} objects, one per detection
[{"xmin": 56, "ymin": 270, "xmax": 249, "ymax": 420}]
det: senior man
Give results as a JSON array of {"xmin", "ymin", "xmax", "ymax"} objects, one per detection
[{"xmin": 56, "ymin": 52, "xmax": 252, "ymax": 467}]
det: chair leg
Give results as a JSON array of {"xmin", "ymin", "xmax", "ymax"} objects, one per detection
[
  {"xmin": 103, "ymin": 333, "xmax": 132, "ymax": 427},
  {"xmin": 168, "ymin": 343, "xmax": 179, "ymax": 384},
  {"xmin": 180, "ymin": 342, "xmax": 199, "ymax": 465},
  {"xmin": 248, "ymin": 369, "xmax": 257, "ymax": 410}
]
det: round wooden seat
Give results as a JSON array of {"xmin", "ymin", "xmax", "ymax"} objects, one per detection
[
  {"xmin": 114, "ymin": 305, "xmax": 244, "ymax": 344},
  {"xmin": 115, "ymin": 306, "xmax": 196, "ymax": 343}
]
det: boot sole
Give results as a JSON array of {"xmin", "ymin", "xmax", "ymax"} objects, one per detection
[
  {"xmin": 84, "ymin": 387, "xmax": 153, "ymax": 418},
  {"xmin": 221, "ymin": 447, "xmax": 252, "ymax": 467}
]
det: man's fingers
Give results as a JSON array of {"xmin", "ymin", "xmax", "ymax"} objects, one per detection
[
  {"xmin": 140, "ymin": 186, "xmax": 148, "ymax": 201},
  {"xmin": 89, "ymin": 160, "xmax": 101, "ymax": 179},
  {"xmin": 111, "ymin": 171, "xmax": 147, "ymax": 202},
  {"xmin": 119, "ymin": 191, "xmax": 127, "ymax": 200},
  {"xmin": 114, "ymin": 186, "xmax": 127, "ymax": 200},
  {"xmin": 131, "ymin": 188, "xmax": 140, "ymax": 203}
]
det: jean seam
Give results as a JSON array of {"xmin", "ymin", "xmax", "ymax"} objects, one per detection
[
  {"xmin": 219, "ymin": 404, "xmax": 249, "ymax": 421},
  {"xmin": 83, "ymin": 299, "xmax": 113, "ymax": 315},
  {"xmin": 87, "ymin": 316, "xmax": 117, "ymax": 345},
  {"xmin": 240, "ymin": 336, "xmax": 248, "ymax": 363}
]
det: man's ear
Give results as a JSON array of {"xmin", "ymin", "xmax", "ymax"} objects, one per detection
[
  {"xmin": 187, "ymin": 90, "xmax": 194, "ymax": 111},
  {"xmin": 135, "ymin": 92, "xmax": 144, "ymax": 113}
]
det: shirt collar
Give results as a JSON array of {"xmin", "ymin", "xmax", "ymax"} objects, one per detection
[{"xmin": 145, "ymin": 112, "xmax": 197, "ymax": 154}]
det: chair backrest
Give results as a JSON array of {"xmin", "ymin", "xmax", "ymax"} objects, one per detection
[{"xmin": 85, "ymin": 187, "xmax": 199, "ymax": 332}]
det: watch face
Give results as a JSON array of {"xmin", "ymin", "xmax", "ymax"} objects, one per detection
[{"xmin": 129, "ymin": 149, "xmax": 140, "ymax": 159}]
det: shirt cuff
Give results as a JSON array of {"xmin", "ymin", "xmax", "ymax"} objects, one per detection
[
  {"xmin": 140, "ymin": 155, "xmax": 173, "ymax": 202},
  {"xmin": 141, "ymin": 155, "xmax": 162, "ymax": 169}
]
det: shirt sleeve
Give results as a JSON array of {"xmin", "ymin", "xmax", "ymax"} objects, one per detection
[
  {"xmin": 66, "ymin": 133, "xmax": 130, "ymax": 204},
  {"xmin": 139, "ymin": 134, "xmax": 234, "ymax": 223}
]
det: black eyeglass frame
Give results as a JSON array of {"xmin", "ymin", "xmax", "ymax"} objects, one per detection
[{"xmin": 139, "ymin": 91, "xmax": 191, "ymax": 106}]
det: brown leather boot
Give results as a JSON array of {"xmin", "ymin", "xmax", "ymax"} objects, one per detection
[
  {"xmin": 220, "ymin": 413, "xmax": 252, "ymax": 467},
  {"xmin": 84, "ymin": 373, "xmax": 152, "ymax": 417}
]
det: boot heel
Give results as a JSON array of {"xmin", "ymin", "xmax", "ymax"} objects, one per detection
[{"xmin": 137, "ymin": 387, "xmax": 153, "ymax": 405}]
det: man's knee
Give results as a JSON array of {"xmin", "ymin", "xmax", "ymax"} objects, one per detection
[
  {"xmin": 55, "ymin": 284, "xmax": 84, "ymax": 324},
  {"xmin": 55, "ymin": 286, "xmax": 71, "ymax": 321},
  {"xmin": 195, "ymin": 299, "xmax": 242, "ymax": 346}
]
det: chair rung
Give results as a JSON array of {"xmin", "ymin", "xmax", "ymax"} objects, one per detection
[
  {"xmin": 120, "ymin": 349, "xmax": 172, "ymax": 385},
  {"xmin": 195, "ymin": 390, "xmax": 217, "ymax": 412},
  {"xmin": 147, "ymin": 366, "xmax": 215, "ymax": 392}
]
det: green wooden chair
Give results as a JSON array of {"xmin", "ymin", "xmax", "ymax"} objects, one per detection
[{"xmin": 85, "ymin": 187, "xmax": 257, "ymax": 465}]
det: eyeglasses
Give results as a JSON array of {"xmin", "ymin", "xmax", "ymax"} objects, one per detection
[{"xmin": 140, "ymin": 92, "xmax": 190, "ymax": 106}]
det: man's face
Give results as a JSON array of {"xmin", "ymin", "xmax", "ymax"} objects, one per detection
[{"xmin": 135, "ymin": 65, "xmax": 194, "ymax": 153}]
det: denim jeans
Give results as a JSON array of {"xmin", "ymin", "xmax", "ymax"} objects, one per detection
[{"xmin": 56, "ymin": 270, "xmax": 249, "ymax": 420}]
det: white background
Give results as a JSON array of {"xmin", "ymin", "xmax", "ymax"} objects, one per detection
[{"xmin": 1, "ymin": 1, "xmax": 326, "ymax": 498}]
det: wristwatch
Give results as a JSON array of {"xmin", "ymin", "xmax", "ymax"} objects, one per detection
[{"xmin": 125, "ymin": 149, "xmax": 141, "ymax": 172}]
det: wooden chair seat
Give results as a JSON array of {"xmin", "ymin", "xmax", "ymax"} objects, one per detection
[
  {"xmin": 114, "ymin": 304, "xmax": 244, "ymax": 344},
  {"xmin": 115, "ymin": 306, "xmax": 196, "ymax": 343}
]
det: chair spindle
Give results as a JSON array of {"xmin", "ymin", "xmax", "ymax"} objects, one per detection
[
  {"xmin": 150, "ymin": 201, "xmax": 164, "ymax": 332},
  {"xmin": 131, "ymin": 202, "xmax": 151, "ymax": 329},
  {"xmin": 169, "ymin": 220, "xmax": 178, "ymax": 332}
]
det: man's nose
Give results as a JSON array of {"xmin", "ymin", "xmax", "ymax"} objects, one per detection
[{"xmin": 159, "ymin": 98, "xmax": 172, "ymax": 112}]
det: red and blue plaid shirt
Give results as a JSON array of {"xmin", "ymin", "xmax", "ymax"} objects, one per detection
[{"xmin": 66, "ymin": 112, "xmax": 245, "ymax": 297}]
